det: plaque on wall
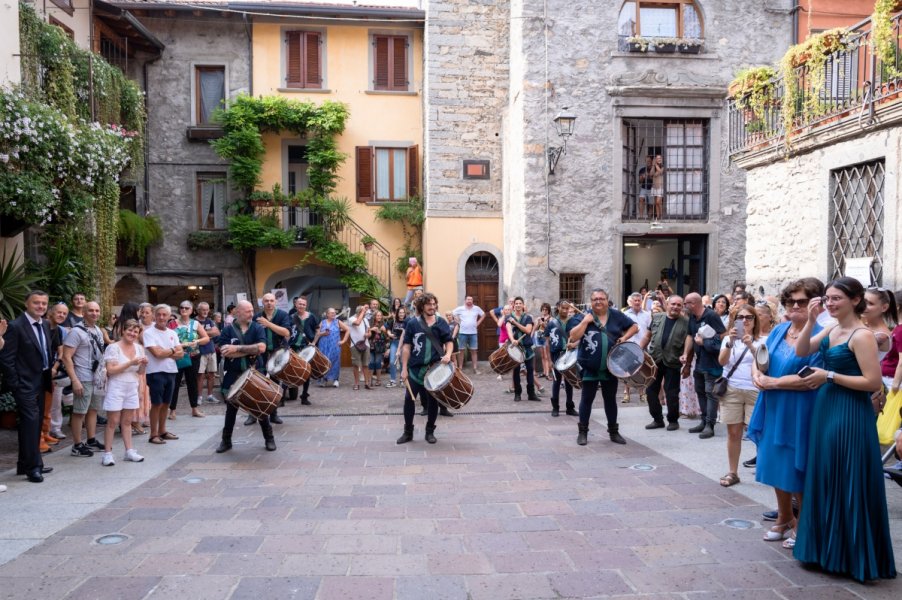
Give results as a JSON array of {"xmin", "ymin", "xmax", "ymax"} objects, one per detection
[{"xmin": 462, "ymin": 160, "xmax": 490, "ymax": 180}]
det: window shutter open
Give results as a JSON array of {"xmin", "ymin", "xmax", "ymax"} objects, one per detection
[
  {"xmin": 286, "ymin": 31, "xmax": 302, "ymax": 88},
  {"xmin": 374, "ymin": 36, "xmax": 389, "ymax": 90},
  {"xmin": 392, "ymin": 37, "xmax": 408, "ymax": 90},
  {"xmin": 356, "ymin": 146, "xmax": 374, "ymax": 203},
  {"xmin": 304, "ymin": 32, "xmax": 321, "ymax": 88},
  {"xmin": 407, "ymin": 145, "xmax": 418, "ymax": 198}
]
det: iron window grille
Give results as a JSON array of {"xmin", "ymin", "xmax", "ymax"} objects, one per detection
[
  {"xmin": 559, "ymin": 273, "xmax": 586, "ymax": 306},
  {"xmin": 828, "ymin": 159, "xmax": 885, "ymax": 285}
]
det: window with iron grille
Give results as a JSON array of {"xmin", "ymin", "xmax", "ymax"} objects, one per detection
[
  {"xmin": 621, "ymin": 118, "xmax": 709, "ymax": 222},
  {"xmin": 559, "ymin": 274, "xmax": 586, "ymax": 306},
  {"xmin": 829, "ymin": 160, "xmax": 885, "ymax": 285}
]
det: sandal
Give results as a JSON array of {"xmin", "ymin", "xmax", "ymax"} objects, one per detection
[
  {"xmin": 782, "ymin": 530, "xmax": 797, "ymax": 549},
  {"xmin": 763, "ymin": 521, "xmax": 793, "ymax": 542},
  {"xmin": 353, "ymin": 385, "xmax": 360, "ymax": 391},
  {"xmin": 160, "ymin": 432, "xmax": 179, "ymax": 440},
  {"xmin": 168, "ymin": 411, "xmax": 176, "ymax": 420},
  {"xmin": 719, "ymin": 472, "xmax": 740, "ymax": 487},
  {"xmin": 131, "ymin": 425, "xmax": 146, "ymax": 436},
  {"xmin": 148, "ymin": 436, "xmax": 166, "ymax": 445}
]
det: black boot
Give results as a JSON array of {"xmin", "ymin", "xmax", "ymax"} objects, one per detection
[
  {"xmin": 608, "ymin": 423, "xmax": 626, "ymax": 445},
  {"xmin": 577, "ymin": 423, "xmax": 588, "ymax": 446},
  {"xmin": 551, "ymin": 403, "xmax": 560, "ymax": 417},
  {"xmin": 244, "ymin": 415, "xmax": 256, "ymax": 426},
  {"xmin": 215, "ymin": 430, "xmax": 232, "ymax": 454},
  {"xmin": 527, "ymin": 394, "xmax": 540, "ymax": 402},
  {"xmin": 269, "ymin": 409, "xmax": 284, "ymax": 425},
  {"xmin": 396, "ymin": 425, "xmax": 414, "ymax": 445},
  {"xmin": 687, "ymin": 421, "xmax": 705, "ymax": 433},
  {"xmin": 301, "ymin": 396, "xmax": 312, "ymax": 406},
  {"xmin": 514, "ymin": 394, "xmax": 522, "ymax": 402},
  {"xmin": 565, "ymin": 401, "xmax": 578, "ymax": 416},
  {"xmin": 425, "ymin": 425, "xmax": 437, "ymax": 444},
  {"xmin": 261, "ymin": 421, "xmax": 277, "ymax": 451},
  {"xmin": 439, "ymin": 406, "xmax": 454, "ymax": 417},
  {"xmin": 419, "ymin": 406, "xmax": 427, "ymax": 416}
]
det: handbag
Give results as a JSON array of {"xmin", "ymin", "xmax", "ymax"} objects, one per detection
[
  {"xmin": 713, "ymin": 344, "xmax": 749, "ymax": 398},
  {"xmin": 354, "ymin": 340, "xmax": 367, "ymax": 352},
  {"xmin": 877, "ymin": 387, "xmax": 902, "ymax": 445},
  {"xmin": 175, "ymin": 320, "xmax": 197, "ymax": 368}
]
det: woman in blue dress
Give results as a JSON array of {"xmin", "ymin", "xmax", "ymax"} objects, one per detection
[
  {"xmin": 315, "ymin": 307, "xmax": 349, "ymax": 387},
  {"xmin": 793, "ymin": 277, "xmax": 895, "ymax": 582},
  {"xmin": 747, "ymin": 278, "xmax": 824, "ymax": 547}
]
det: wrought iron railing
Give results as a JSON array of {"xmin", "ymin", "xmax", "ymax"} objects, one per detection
[{"xmin": 728, "ymin": 12, "xmax": 902, "ymax": 156}]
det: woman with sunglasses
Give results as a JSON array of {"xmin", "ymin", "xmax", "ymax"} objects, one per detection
[
  {"xmin": 792, "ymin": 277, "xmax": 894, "ymax": 582},
  {"xmin": 717, "ymin": 305, "xmax": 762, "ymax": 487},
  {"xmin": 168, "ymin": 301, "xmax": 209, "ymax": 419},
  {"xmin": 747, "ymin": 278, "xmax": 825, "ymax": 550}
]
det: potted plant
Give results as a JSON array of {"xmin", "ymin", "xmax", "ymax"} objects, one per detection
[
  {"xmin": 361, "ymin": 234, "xmax": 377, "ymax": 251},
  {"xmin": 653, "ymin": 37, "xmax": 679, "ymax": 53},
  {"xmin": 0, "ymin": 391, "xmax": 16, "ymax": 430},
  {"xmin": 626, "ymin": 36, "xmax": 651, "ymax": 53},
  {"xmin": 677, "ymin": 38, "xmax": 704, "ymax": 54}
]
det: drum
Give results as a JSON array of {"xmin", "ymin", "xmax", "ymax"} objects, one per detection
[
  {"xmin": 489, "ymin": 343, "xmax": 524, "ymax": 375},
  {"xmin": 606, "ymin": 341, "xmax": 657, "ymax": 389},
  {"xmin": 424, "ymin": 362, "xmax": 475, "ymax": 411},
  {"xmin": 299, "ymin": 345, "xmax": 332, "ymax": 380},
  {"xmin": 553, "ymin": 349, "xmax": 582, "ymax": 390},
  {"xmin": 266, "ymin": 348, "xmax": 312, "ymax": 388},
  {"xmin": 755, "ymin": 343, "xmax": 769, "ymax": 374},
  {"xmin": 225, "ymin": 369, "xmax": 283, "ymax": 419}
]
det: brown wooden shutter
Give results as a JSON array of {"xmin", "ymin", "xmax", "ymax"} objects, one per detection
[
  {"xmin": 374, "ymin": 36, "xmax": 389, "ymax": 90},
  {"xmin": 304, "ymin": 32, "xmax": 321, "ymax": 88},
  {"xmin": 392, "ymin": 37, "xmax": 408, "ymax": 90},
  {"xmin": 286, "ymin": 31, "xmax": 302, "ymax": 88},
  {"xmin": 356, "ymin": 146, "xmax": 374, "ymax": 203},
  {"xmin": 407, "ymin": 145, "xmax": 418, "ymax": 198}
]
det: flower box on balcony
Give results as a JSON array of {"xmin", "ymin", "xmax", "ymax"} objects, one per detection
[
  {"xmin": 677, "ymin": 39, "xmax": 703, "ymax": 54},
  {"xmin": 626, "ymin": 37, "xmax": 651, "ymax": 53},
  {"xmin": 655, "ymin": 43, "xmax": 677, "ymax": 53}
]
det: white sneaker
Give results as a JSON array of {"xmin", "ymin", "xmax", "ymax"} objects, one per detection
[
  {"xmin": 333, "ymin": 380, "xmax": 339, "ymax": 388},
  {"xmin": 0, "ymin": 484, "xmax": 6, "ymax": 493},
  {"xmin": 206, "ymin": 395, "xmax": 220, "ymax": 404},
  {"xmin": 50, "ymin": 430, "xmax": 66, "ymax": 439},
  {"xmin": 124, "ymin": 448, "xmax": 144, "ymax": 462},
  {"xmin": 101, "ymin": 452, "xmax": 115, "ymax": 466}
]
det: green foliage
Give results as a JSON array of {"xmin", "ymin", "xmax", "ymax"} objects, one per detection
[
  {"xmin": 872, "ymin": 0, "xmax": 902, "ymax": 80},
  {"xmin": 228, "ymin": 214, "xmax": 294, "ymax": 252},
  {"xmin": 41, "ymin": 221, "xmax": 96, "ymax": 298},
  {"xmin": 0, "ymin": 248, "xmax": 40, "ymax": 320},
  {"xmin": 0, "ymin": 390, "xmax": 16, "ymax": 412},
  {"xmin": 95, "ymin": 179, "xmax": 119, "ymax": 319},
  {"xmin": 301, "ymin": 226, "xmax": 387, "ymax": 297},
  {"xmin": 187, "ymin": 230, "xmax": 232, "ymax": 251},
  {"xmin": 32, "ymin": 246, "xmax": 83, "ymax": 305},
  {"xmin": 118, "ymin": 210, "xmax": 163, "ymax": 262},
  {"xmin": 729, "ymin": 66, "xmax": 777, "ymax": 123},
  {"xmin": 375, "ymin": 196, "xmax": 424, "ymax": 275}
]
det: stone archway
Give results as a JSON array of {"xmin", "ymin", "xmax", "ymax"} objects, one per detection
[{"xmin": 463, "ymin": 251, "xmax": 500, "ymax": 361}]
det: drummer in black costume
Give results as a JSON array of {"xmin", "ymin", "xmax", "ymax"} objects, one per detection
[
  {"xmin": 506, "ymin": 297, "xmax": 539, "ymax": 402},
  {"xmin": 245, "ymin": 292, "xmax": 291, "ymax": 426},
  {"xmin": 548, "ymin": 300, "xmax": 578, "ymax": 417},
  {"xmin": 568, "ymin": 288, "xmax": 639, "ymax": 445},
  {"xmin": 214, "ymin": 300, "xmax": 275, "ymax": 453},
  {"xmin": 287, "ymin": 295, "xmax": 319, "ymax": 406},
  {"xmin": 397, "ymin": 292, "xmax": 454, "ymax": 445}
]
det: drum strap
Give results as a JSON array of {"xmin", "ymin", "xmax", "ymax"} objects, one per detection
[
  {"xmin": 232, "ymin": 324, "xmax": 251, "ymax": 372},
  {"xmin": 418, "ymin": 317, "xmax": 444, "ymax": 357}
]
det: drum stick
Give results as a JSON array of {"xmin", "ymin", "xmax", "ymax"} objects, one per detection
[{"xmin": 402, "ymin": 377, "xmax": 415, "ymax": 399}]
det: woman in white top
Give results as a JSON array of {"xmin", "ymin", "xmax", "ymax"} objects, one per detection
[
  {"xmin": 717, "ymin": 305, "xmax": 762, "ymax": 487},
  {"xmin": 101, "ymin": 319, "xmax": 147, "ymax": 466}
]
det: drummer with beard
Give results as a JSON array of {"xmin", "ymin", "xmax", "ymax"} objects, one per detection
[
  {"xmin": 568, "ymin": 288, "xmax": 639, "ymax": 446},
  {"xmin": 245, "ymin": 293, "xmax": 291, "ymax": 426},
  {"xmin": 214, "ymin": 301, "xmax": 276, "ymax": 453},
  {"xmin": 506, "ymin": 297, "xmax": 539, "ymax": 402},
  {"xmin": 397, "ymin": 293, "xmax": 454, "ymax": 445},
  {"xmin": 548, "ymin": 300, "xmax": 578, "ymax": 417},
  {"xmin": 287, "ymin": 295, "xmax": 319, "ymax": 406}
]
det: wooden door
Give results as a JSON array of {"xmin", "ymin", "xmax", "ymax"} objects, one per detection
[{"xmin": 466, "ymin": 281, "xmax": 499, "ymax": 361}]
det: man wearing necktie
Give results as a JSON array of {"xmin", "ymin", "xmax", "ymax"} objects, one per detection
[{"xmin": 0, "ymin": 290, "xmax": 56, "ymax": 482}]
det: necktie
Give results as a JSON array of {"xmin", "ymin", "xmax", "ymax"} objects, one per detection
[{"xmin": 34, "ymin": 321, "xmax": 49, "ymax": 370}]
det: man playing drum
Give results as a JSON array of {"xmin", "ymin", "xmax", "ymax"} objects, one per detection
[
  {"xmin": 397, "ymin": 293, "xmax": 454, "ymax": 445},
  {"xmin": 568, "ymin": 288, "xmax": 639, "ymax": 446},
  {"xmin": 246, "ymin": 293, "xmax": 291, "ymax": 426},
  {"xmin": 506, "ymin": 297, "xmax": 539, "ymax": 402},
  {"xmin": 639, "ymin": 295, "xmax": 692, "ymax": 431},
  {"xmin": 215, "ymin": 301, "xmax": 275, "ymax": 453},
  {"xmin": 548, "ymin": 300, "xmax": 578, "ymax": 417},
  {"xmin": 287, "ymin": 296, "xmax": 319, "ymax": 406}
]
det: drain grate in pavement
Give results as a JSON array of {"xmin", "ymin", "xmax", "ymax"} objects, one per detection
[
  {"xmin": 183, "ymin": 476, "xmax": 205, "ymax": 484},
  {"xmin": 628, "ymin": 463, "xmax": 657, "ymax": 471},
  {"xmin": 721, "ymin": 518, "xmax": 756, "ymax": 530},
  {"xmin": 95, "ymin": 533, "xmax": 129, "ymax": 545}
]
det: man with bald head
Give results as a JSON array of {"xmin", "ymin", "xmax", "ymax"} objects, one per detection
[
  {"xmin": 62, "ymin": 300, "xmax": 108, "ymax": 457},
  {"xmin": 246, "ymin": 292, "xmax": 290, "ymax": 426},
  {"xmin": 639, "ymin": 295, "xmax": 691, "ymax": 430},
  {"xmin": 683, "ymin": 292, "xmax": 726, "ymax": 439},
  {"xmin": 216, "ymin": 300, "xmax": 275, "ymax": 452}
]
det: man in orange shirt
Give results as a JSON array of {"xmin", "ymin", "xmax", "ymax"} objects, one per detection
[{"xmin": 404, "ymin": 257, "xmax": 423, "ymax": 304}]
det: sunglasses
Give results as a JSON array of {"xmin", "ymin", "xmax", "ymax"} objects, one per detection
[
  {"xmin": 783, "ymin": 298, "xmax": 809, "ymax": 307},
  {"xmin": 180, "ymin": 306, "xmax": 192, "ymax": 310},
  {"xmin": 735, "ymin": 314, "xmax": 756, "ymax": 321}
]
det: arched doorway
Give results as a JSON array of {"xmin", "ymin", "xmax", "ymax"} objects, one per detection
[{"xmin": 465, "ymin": 252, "xmax": 499, "ymax": 361}]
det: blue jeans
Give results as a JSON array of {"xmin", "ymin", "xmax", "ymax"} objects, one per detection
[{"xmin": 388, "ymin": 339, "xmax": 400, "ymax": 381}]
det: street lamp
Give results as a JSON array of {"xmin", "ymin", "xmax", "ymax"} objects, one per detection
[{"xmin": 548, "ymin": 107, "xmax": 577, "ymax": 175}]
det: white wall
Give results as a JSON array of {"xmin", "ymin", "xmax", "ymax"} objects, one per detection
[{"xmin": 0, "ymin": 0, "xmax": 21, "ymax": 84}]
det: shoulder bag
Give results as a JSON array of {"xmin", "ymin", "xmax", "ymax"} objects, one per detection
[{"xmin": 713, "ymin": 344, "xmax": 749, "ymax": 398}]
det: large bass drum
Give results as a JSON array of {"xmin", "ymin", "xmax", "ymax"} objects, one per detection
[
  {"xmin": 606, "ymin": 341, "xmax": 657, "ymax": 389},
  {"xmin": 553, "ymin": 349, "xmax": 582, "ymax": 390},
  {"xmin": 266, "ymin": 348, "xmax": 312, "ymax": 388},
  {"xmin": 299, "ymin": 345, "xmax": 332, "ymax": 380},
  {"xmin": 225, "ymin": 369, "xmax": 283, "ymax": 419},
  {"xmin": 424, "ymin": 362, "xmax": 475, "ymax": 411},
  {"xmin": 489, "ymin": 343, "xmax": 524, "ymax": 375}
]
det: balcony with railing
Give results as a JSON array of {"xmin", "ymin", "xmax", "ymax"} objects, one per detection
[{"xmin": 728, "ymin": 12, "xmax": 902, "ymax": 164}]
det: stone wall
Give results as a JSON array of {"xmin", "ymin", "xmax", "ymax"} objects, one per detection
[
  {"xmin": 424, "ymin": 0, "xmax": 509, "ymax": 216},
  {"xmin": 745, "ymin": 128, "xmax": 901, "ymax": 294}
]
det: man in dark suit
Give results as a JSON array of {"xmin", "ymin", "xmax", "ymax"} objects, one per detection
[{"xmin": 0, "ymin": 290, "xmax": 56, "ymax": 482}]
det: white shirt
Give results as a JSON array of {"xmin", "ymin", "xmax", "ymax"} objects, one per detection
[
  {"xmin": 623, "ymin": 307, "xmax": 652, "ymax": 340},
  {"xmin": 142, "ymin": 326, "xmax": 180, "ymax": 374},
  {"xmin": 104, "ymin": 342, "xmax": 145, "ymax": 386},
  {"xmin": 720, "ymin": 336, "xmax": 763, "ymax": 391},
  {"xmin": 452, "ymin": 305, "xmax": 484, "ymax": 335},
  {"xmin": 349, "ymin": 314, "xmax": 369, "ymax": 348}
]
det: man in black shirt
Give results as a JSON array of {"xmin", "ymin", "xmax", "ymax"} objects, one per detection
[
  {"xmin": 684, "ymin": 292, "xmax": 726, "ymax": 439},
  {"xmin": 287, "ymin": 296, "xmax": 319, "ymax": 405}
]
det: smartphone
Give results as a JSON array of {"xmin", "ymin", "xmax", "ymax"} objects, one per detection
[
  {"xmin": 735, "ymin": 320, "xmax": 745, "ymax": 338},
  {"xmin": 797, "ymin": 365, "xmax": 814, "ymax": 378},
  {"xmin": 820, "ymin": 296, "xmax": 827, "ymax": 308}
]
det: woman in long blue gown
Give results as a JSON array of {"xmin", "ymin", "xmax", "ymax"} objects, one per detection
[
  {"xmin": 793, "ymin": 277, "xmax": 895, "ymax": 583},
  {"xmin": 316, "ymin": 307, "xmax": 348, "ymax": 386},
  {"xmin": 747, "ymin": 279, "xmax": 824, "ymax": 544}
]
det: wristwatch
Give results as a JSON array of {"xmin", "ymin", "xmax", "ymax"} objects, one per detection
[{"xmin": 826, "ymin": 371, "xmax": 835, "ymax": 383}]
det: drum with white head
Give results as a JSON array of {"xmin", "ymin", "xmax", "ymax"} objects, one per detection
[
  {"xmin": 424, "ymin": 362, "xmax": 474, "ymax": 410},
  {"xmin": 553, "ymin": 348, "xmax": 582, "ymax": 389},
  {"xmin": 299, "ymin": 345, "xmax": 332, "ymax": 380},
  {"xmin": 266, "ymin": 348, "xmax": 311, "ymax": 388},
  {"xmin": 606, "ymin": 341, "xmax": 657, "ymax": 389}
]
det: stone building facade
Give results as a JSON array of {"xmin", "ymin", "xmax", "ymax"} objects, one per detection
[{"xmin": 425, "ymin": 0, "xmax": 795, "ymax": 316}]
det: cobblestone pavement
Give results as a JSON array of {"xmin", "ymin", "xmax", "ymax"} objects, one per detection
[{"xmin": 1, "ymin": 367, "xmax": 901, "ymax": 599}]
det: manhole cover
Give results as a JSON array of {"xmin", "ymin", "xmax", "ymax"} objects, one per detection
[
  {"xmin": 183, "ymin": 476, "xmax": 205, "ymax": 484},
  {"xmin": 629, "ymin": 463, "xmax": 656, "ymax": 471},
  {"xmin": 721, "ymin": 518, "xmax": 755, "ymax": 530},
  {"xmin": 95, "ymin": 534, "xmax": 129, "ymax": 545}
]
